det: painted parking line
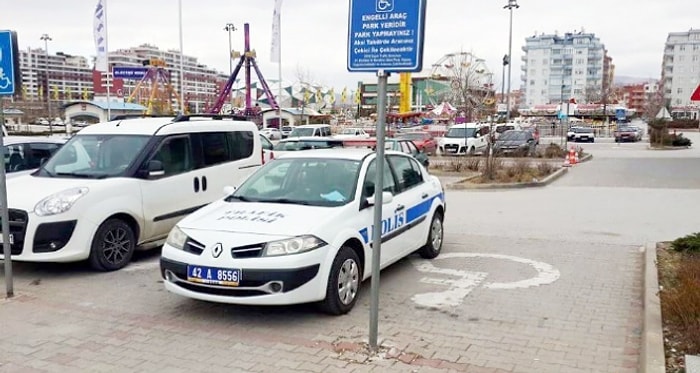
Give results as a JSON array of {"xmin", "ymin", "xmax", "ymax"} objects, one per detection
[{"xmin": 410, "ymin": 253, "xmax": 560, "ymax": 309}]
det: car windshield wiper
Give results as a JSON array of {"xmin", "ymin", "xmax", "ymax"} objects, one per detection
[
  {"xmin": 259, "ymin": 198, "xmax": 312, "ymax": 205},
  {"xmin": 55, "ymin": 172, "xmax": 99, "ymax": 179},
  {"xmin": 225, "ymin": 195, "xmax": 253, "ymax": 202}
]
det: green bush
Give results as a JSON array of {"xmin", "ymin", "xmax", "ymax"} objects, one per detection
[
  {"xmin": 663, "ymin": 133, "xmax": 693, "ymax": 147},
  {"xmin": 671, "ymin": 232, "xmax": 700, "ymax": 253}
]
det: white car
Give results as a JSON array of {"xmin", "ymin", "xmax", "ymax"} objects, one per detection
[
  {"xmin": 334, "ymin": 127, "xmax": 370, "ymax": 139},
  {"xmin": 1, "ymin": 115, "xmax": 263, "ymax": 271},
  {"xmin": 3, "ymin": 136, "xmax": 66, "ymax": 178},
  {"xmin": 261, "ymin": 127, "xmax": 282, "ymax": 140},
  {"xmin": 439, "ymin": 123, "xmax": 489, "ymax": 156},
  {"xmin": 160, "ymin": 148, "xmax": 446, "ymax": 314}
]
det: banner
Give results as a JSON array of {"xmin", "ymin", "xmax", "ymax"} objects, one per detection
[
  {"xmin": 270, "ymin": 0, "xmax": 282, "ymax": 63},
  {"xmin": 93, "ymin": 0, "xmax": 108, "ymax": 71}
]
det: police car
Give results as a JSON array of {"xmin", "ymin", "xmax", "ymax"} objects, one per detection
[{"xmin": 160, "ymin": 148, "xmax": 446, "ymax": 314}]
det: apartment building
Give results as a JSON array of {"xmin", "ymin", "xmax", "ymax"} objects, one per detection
[
  {"xmin": 18, "ymin": 48, "xmax": 94, "ymax": 101},
  {"xmin": 661, "ymin": 29, "xmax": 700, "ymax": 118},
  {"xmin": 521, "ymin": 30, "xmax": 614, "ymax": 108}
]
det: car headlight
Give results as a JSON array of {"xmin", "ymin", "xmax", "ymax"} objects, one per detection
[
  {"xmin": 166, "ymin": 226, "xmax": 188, "ymax": 250},
  {"xmin": 34, "ymin": 187, "xmax": 89, "ymax": 216},
  {"xmin": 263, "ymin": 235, "xmax": 326, "ymax": 257}
]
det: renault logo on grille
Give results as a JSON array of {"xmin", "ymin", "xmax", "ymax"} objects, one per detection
[{"xmin": 212, "ymin": 243, "xmax": 223, "ymax": 258}]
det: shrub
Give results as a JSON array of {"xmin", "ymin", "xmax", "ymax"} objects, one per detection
[
  {"xmin": 465, "ymin": 157, "xmax": 481, "ymax": 171},
  {"xmin": 543, "ymin": 143, "xmax": 566, "ymax": 159},
  {"xmin": 667, "ymin": 119, "xmax": 700, "ymax": 129},
  {"xmin": 536, "ymin": 162, "xmax": 556, "ymax": 176},
  {"xmin": 671, "ymin": 232, "xmax": 700, "ymax": 253},
  {"xmin": 444, "ymin": 158, "xmax": 466, "ymax": 172},
  {"xmin": 660, "ymin": 255, "xmax": 700, "ymax": 351}
]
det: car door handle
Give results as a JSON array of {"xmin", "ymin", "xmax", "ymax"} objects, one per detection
[
  {"xmin": 193, "ymin": 177, "xmax": 200, "ymax": 193},
  {"xmin": 201, "ymin": 176, "xmax": 208, "ymax": 191},
  {"xmin": 421, "ymin": 193, "xmax": 429, "ymax": 199},
  {"xmin": 394, "ymin": 205, "xmax": 405, "ymax": 213}
]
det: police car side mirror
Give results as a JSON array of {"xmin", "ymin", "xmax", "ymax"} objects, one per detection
[
  {"xmin": 147, "ymin": 160, "xmax": 165, "ymax": 178},
  {"xmin": 366, "ymin": 191, "xmax": 393, "ymax": 206}
]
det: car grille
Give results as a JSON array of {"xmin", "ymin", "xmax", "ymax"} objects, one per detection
[
  {"xmin": 231, "ymin": 243, "xmax": 264, "ymax": 258},
  {"xmin": 444, "ymin": 144, "xmax": 460, "ymax": 152},
  {"xmin": 0, "ymin": 209, "xmax": 29, "ymax": 255}
]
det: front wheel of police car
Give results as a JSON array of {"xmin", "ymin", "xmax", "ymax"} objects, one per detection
[
  {"xmin": 418, "ymin": 211, "xmax": 444, "ymax": 259},
  {"xmin": 320, "ymin": 246, "xmax": 361, "ymax": 315}
]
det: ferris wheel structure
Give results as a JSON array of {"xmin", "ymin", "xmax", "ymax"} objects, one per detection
[{"xmin": 426, "ymin": 51, "xmax": 495, "ymax": 108}]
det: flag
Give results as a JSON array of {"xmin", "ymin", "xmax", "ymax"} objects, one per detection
[
  {"xmin": 93, "ymin": 0, "xmax": 108, "ymax": 71},
  {"xmin": 354, "ymin": 89, "xmax": 361, "ymax": 104},
  {"xmin": 66, "ymin": 86, "xmax": 72, "ymax": 100},
  {"xmin": 83, "ymin": 88, "xmax": 89, "ymax": 100},
  {"xmin": 270, "ymin": 0, "xmax": 282, "ymax": 63},
  {"xmin": 328, "ymin": 88, "xmax": 335, "ymax": 104},
  {"xmin": 52, "ymin": 85, "xmax": 59, "ymax": 100},
  {"xmin": 341, "ymin": 87, "xmax": 347, "ymax": 103},
  {"xmin": 38, "ymin": 85, "xmax": 44, "ymax": 98},
  {"xmin": 303, "ymin": 88, "xmax": 310, "ymax": 104},
  {"xmin": 315, "ymin": 88, "xmax": 322, "ymax": 103}
]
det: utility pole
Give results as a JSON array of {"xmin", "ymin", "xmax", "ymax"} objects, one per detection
[
  {"xmin": 503, "ymin": 0, "xmax": 519, "ymax": 122},
  {"xmin": 40, "ymin": 34, "xmax": 52, "ymax": 135}
]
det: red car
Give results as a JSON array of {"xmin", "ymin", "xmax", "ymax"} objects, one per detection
[{"xmin": 395, "ymin": 131, "xmax": 437, "ymax": 155}]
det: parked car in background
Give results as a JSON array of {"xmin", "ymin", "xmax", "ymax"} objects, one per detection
[
  {"xmin": 261, "ymin": 127, "xmax": 282, "ymax": 140},
  {"xmin": 343, "ymin": 138, "xmax": 430, "ymax": 168},
  {"xmin": 334, "ymin": 127, "xmax": 370, "ymax": 139},
  {"xmin": 438, "ymin": 123, "xmax": 489, "ymax": 156},
  {"xmin": 272, "ymin": 137, "xmax": 345, "ymax": 156},
  {"xmin": 288, "ymin": 124, "xmax": 332, "ymax": 138},
  {"xmin": 572, "ymin": 127, "xmax": 595, "ymax": 143},
  {"xmin": 280, "ymin": 126, "xmax": 293, "ymax": 138},
  {"xmin": 259, "ymin": 134, "xmax": 275, "ymax": 164},
  {"xmin": 614, "ymin": 126, "xmax": 642, "ymax": 142},
  {"xmin": 3, "ymin": 136, "xmax": 67, "ymax": 178},
  {"xmin": 395, "ymin": 131, "xmax": 437, "ymax": 156},
  {"xmin": 493, "ymin": 130, "xmax": 537, "ymax": 157}
]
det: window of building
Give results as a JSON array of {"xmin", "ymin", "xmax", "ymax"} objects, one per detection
[
  {"xmin": 576, "ymin": 58, "xmax": 585, "ymax": 64},
  {"xmin": 678, "ymin": 55, "xmax": 685, "ymax": 62},
  {"xmin": 677, "ymin": 88, "xmax": 683, "ymax": 94},
  {"xmin": 679, "ymin": 45, "xmax": 686, "ymax": 51},
  {"xmin": 543, "ymin": 59, "xmax": 548, "ymax": 65},
  {"xmin": 530, "ymin": 80, "xmax": 535, "ymax": 86},
  {"xmin": 693, "ymin": 56, "xmax": 699, "ymax": 62}
]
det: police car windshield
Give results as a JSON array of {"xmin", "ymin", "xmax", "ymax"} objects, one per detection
[
  {"xmin": 231, "ymin": 158, "xmax": 362, "ymax": 207},
  {"xmin": 38, "ymin": 134, "xmax": 150, "ymax": 178},
  {"xmin": 446, "ymin": 128, "xmax": 476, "ymax": 138}
]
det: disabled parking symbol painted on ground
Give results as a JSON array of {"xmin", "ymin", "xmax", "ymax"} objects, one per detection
[{"xmin": 410, "ymin": 253, "xmax": 560, "ymax": 309}]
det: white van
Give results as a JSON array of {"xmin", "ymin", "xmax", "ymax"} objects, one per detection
[
  {"xmin": 438, "ymin": 123, "xmax": 490, "ymax": 155},
  {"xmin": 1, "ymin": 115, "xmax": 263, "ymax": 271},
  {"xmin": 288, "ymin": 124, "xmax": 332, "ymax": 138}
]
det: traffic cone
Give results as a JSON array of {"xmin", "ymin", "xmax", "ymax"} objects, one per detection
[
  {"xmin": 563, "ymin": 153, "xmax": 571, "ymax": 167},
  {"xmin": 568, "ymin": 147, "xmax": 577, "ymax": 166}
]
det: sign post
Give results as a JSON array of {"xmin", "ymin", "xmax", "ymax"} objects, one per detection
[
  {"xmin": 347, "ymin": 0, "xmax": 426, "ymax": 351},
  {"xmin": 0, "ymin": 30, "xmax": 18, "ymax": 298}
]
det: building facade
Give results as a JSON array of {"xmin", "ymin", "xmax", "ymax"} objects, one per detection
[
  {"xmin": 18, "ymin": 48, "xmax": 94, "ymax": 102},
  {"xmin": 520, "ymin": 31, "xmax": 614, "ymax": 108},
  {"xmin": 661, "ymin": 29, "xmax": 700, "ymax": 116}
]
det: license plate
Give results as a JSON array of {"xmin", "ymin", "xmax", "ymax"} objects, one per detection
[
  {"xmin": 447, "ymin": 148, "xmax": 457, "ymax": 152},
  {"xmin": 187, "ymin": 265, "xmax": 241, "ymax": 286},
  {"xmin": 0, "ymin": 233, "xmax": 14, "ymax": 245}
]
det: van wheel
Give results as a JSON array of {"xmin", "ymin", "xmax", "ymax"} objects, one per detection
[
  {"xmin": 418, "ymin": 212, "xmax": 443, "ymax": 259},
  {"xmin": 89, "ymin": 218, "xmax": 136, "ymax": 271},
  {"xmin": 468, "ymin": 146, "xmax": 476, "ymax": 156},
  {"xmin": 319, "ymin": 246, "xmax": 361, "ymax": 315}
]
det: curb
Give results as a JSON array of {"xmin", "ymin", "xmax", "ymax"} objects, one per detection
[
  {"xmin": 647, "ymin": 146, "xmax": 692, "ymax": 151},
  {"xmin": 641, "ymin": 243, "xmax": 666, "ymax": 373},
  {"xmin": 445, "ymin": 166, "xmax": 568, "ymax": 190}
]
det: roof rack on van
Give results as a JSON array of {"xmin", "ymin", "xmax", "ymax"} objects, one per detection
[
  {"xmin": 172, "ymin": 113, "xmax": 248, "ymax": 122},
  {"xmin": 111, "ymin": 114, "xmax": 176, "ymax": 121}
]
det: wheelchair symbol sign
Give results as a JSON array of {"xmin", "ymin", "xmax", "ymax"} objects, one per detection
[
  {"xmin": 410, "ymin": 253, "xmax": 560, "ymax": 309},
  {"xmin": 376, "ymin": 0, "xmax": 393, "ymax": 12}
]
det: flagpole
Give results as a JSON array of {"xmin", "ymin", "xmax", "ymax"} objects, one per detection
[
  {"xmin": 179, "ymin": 0, "xmax": 185, "ymax": 114},
  {"xmin": 104, "ymin": 0, "xmax": 111, "ymax": 120}
]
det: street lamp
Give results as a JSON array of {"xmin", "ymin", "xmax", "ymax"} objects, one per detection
[
  {"xmin": 40, "ymin": 33, "xmax": 52, "ymax": 135},
  {"xmin": 224, "ymin": 23, "xmax": 237, "ymax": 109},
  {"xmin": 503, "ymin": 0, "xmax": 519, "ymax": 122}
]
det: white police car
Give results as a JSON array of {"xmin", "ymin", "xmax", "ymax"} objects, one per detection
[{"xmin": 160, "ymin": 148, "xmax": 446, "ymax": 314}]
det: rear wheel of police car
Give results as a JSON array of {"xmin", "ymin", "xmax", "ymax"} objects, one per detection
[
  {"xmin": 418, "ymin": 212, "xmax": 444, "ymax": 259},
  {"xmin": 88, "ymin": 218, "xmax": 136, "ymax": 271},
  {"xmin": 320, "ymin": 246, "xmax": 361, "ymax": 315}
]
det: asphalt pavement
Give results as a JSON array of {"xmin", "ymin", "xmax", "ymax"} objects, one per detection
[{"xmin": 2, "ymin": 133, "xmax": 699, "ymax": 372}]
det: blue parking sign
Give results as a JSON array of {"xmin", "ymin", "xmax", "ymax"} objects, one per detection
[
  {"xmin": 347, "ymin": 0, "xmax": 427, "ymax": 72},
  {"xmin": 0, "ymin": 31, "xmax": 16, "ymax": 96}
]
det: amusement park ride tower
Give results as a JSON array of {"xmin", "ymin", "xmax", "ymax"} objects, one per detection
[
  {"xmin": 126, "ymin": 58, "xmax": 184, "ymax": 115},
  {"xmin": 208, "ymin": 23, "xmax": 279, "ymax": 118}
]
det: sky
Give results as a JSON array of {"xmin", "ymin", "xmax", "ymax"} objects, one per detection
[{"xmin": 1, "ymin": 0, "xmax": 698, "ymax": 91}]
